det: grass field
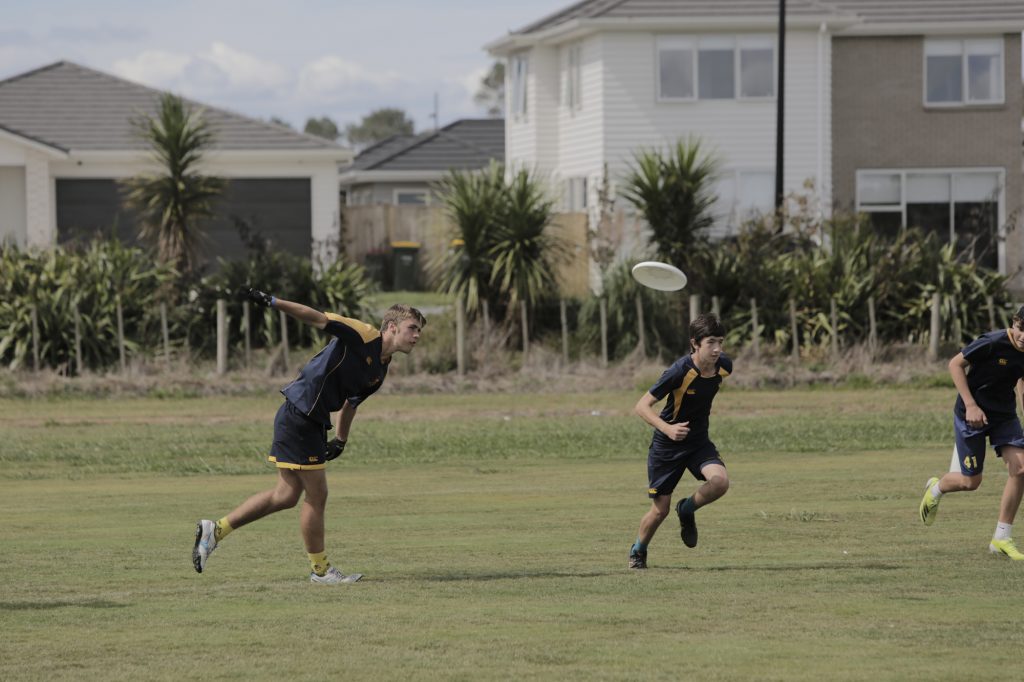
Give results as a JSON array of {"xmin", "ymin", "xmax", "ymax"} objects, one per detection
[{"xmin": 2, "ymin": 386, "xmax": 1022, "ymax": 681}]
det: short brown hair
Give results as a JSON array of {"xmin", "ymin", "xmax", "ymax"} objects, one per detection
[
  {"xmin": 381, "ymin": 304, "xmax": 426, "ymax": 332},
  {"xmin": 689, "ymin": 313, "xmax": 725, "ymax": 352}
]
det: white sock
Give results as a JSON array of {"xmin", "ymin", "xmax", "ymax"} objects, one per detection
[
  {"xmin": 994, "ymin": 522, "xmax": 1012, "ymax": 541},
  {"xmin": 930, "ymin": 483, "xmax": 943, "ymax": 499}
]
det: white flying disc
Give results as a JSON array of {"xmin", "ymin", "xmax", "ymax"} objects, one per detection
[{"xmin": 631, "ymin": 261, "xmax": 687, "ymax": 291}]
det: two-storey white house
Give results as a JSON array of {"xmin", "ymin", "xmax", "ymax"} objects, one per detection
[{"xmin": 486, "ymin": 0, "xmax": 1024, "ymax": 278}]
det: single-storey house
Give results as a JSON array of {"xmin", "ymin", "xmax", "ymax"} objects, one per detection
[{"xmin": 0, "ymin": 61, "xmax": 352, "ymax": 264}]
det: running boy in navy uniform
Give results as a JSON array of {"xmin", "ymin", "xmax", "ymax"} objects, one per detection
[
  {"xmin": 919, "ymin": 305, "xmax": 1024, "ymax": 560},
  {"xmin": 192, "ymin": 288, "xmax": 425, "ymax": 583},
  {"xmin": 629, "ymin": 313, "xmax": 731, "ymax": 569}
]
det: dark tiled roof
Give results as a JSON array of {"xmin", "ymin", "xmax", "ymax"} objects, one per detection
[
  {"xmin": 351, "ymin": 118, "xmax": 504, "ymax": 172},
  {"xmin": 513, "ymin": 0, "xmax": 1024, "ymax": 34},
  {"xmin": 0, "ymin": 61, "xmax": 345, "ymax": 152}
]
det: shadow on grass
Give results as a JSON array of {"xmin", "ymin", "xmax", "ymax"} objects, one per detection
[
  {"xmin": 419, "ymin": 570, "xmax": 612, "ymax": 582},
  {"xmin": 0, "ymin": 599, "xmax": 128, "ymax": 610},
  {"xmin": 674, "ymin": 561, "xmax": 904, "ymax": 572}
]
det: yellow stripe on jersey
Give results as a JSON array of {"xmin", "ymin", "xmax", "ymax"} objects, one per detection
[
  {"xmin": 718, "ymin": 366, "xmax": 730, "ymax": 377},
  {"xmin": 671, "ymin": 368, "xmax": 699, "ymax": 421},
  {"xmin": 324, "ymin": 313, "xmax": 380, "ymax": 343}
]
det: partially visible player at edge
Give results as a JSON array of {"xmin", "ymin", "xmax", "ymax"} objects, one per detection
[
  {"xmin": 919, "ymin": 305, "xmax": 1024, "ymax": 560},
  {"xmin": 629, "ymin": 313, "xmax": 732, "ymax": 569},
  {"xmin": 192, "ymin": 288, "xmax": 425, "ymax": 583}
]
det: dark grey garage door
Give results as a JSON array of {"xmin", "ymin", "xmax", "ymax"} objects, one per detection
[{"xmin": 56, "ymin": 177, "xmax": 312, "ymax": 265}]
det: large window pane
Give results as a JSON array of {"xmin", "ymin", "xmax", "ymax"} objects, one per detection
[
  {"xmin": 955, "ymin": 201, "xmax": 998, "ymax": 270},
  {"xmin": 698, "ymin": 49, "xmax": 734, "ymax": 99},
  {"xmin": 907, "ymin": 203, "xmax": 951, "ymax": 242},
  {"xmin": 858, "ymin": 174, "xmax": 901, "ymax": 206},
  {"xmin": 739, "ymin": 48, "xmax": 773, "ymax": 97},
  {"xmin": 659, "ymin": 49, "xmax": 694, "ymax": 98},
  {"xmin": 906, "ymin": 174, "xmax": 950, "ymax": 203},
  {"xmin": 926, "ymin": 55, "xmax": 962, "ymax": 103},
  {"xmin": 866, "ymin": 212, "xmax": 903, "ymax": 241},
  {"xmin": 967, "ymin": 53, "xmax": 1001, "ymax": 102}
]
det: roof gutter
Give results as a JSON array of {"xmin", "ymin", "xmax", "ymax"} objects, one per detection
[
  {"xmin": 485, "ymin": 14, "xmax": 857, "ymax": 54},
  {"xmin": 339, "ymin": 169, "xmax": 447, "ymax": 186}
]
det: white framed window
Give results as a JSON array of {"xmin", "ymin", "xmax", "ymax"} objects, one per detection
[
  {"xmin": 562, "ymin": 43, "xmax": 583, "ymax": 111},
  {"xmin": 394, "ymin": 189, "xmax": 428, "ymax": 206},
  {"xmin": 657, "ymin": 35, "xmax": 774, "ymax": 102},
  {"xmin": 856, "ymin": 168, "xmax": 1004, "ymax": 270},
  {"xmin": 712, "ymin": 169, "xmax": 774, "ymax": 233},
  {"xmin": 925, "ymin": 38, "xmax": 1003, "ymax": 106},
  {"xmin": 509, "ymin": 53, "xmax": 529, "ymax": 119},
  {"xmin": 563, "ymin": 176, "xmax": 588, "ymax": 212}
]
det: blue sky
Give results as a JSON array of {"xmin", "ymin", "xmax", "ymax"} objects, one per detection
[{"xmin": 0, "ymin": 0, "xmax": 568, "ymax": 133}]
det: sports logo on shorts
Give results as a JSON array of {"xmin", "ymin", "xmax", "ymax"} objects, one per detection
[
  {"xmin": 999, "ymin": 358, "xmax": 1008, "ymax": 365},
  {"xmin": 648, "ymin": 487, "xmax": 658, "ymax": 495}
]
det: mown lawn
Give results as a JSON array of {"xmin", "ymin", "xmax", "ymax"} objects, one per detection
[{"xmin": 1, "ymin": 387, "xmax": 1019, "ymax": 681}]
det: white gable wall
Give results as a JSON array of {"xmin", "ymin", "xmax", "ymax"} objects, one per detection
[
  {"xmin": 556, "ymin": 35, "xmax": 604, "ymax": 180},
  {"xmin": 506, "ymin": 46, "xmax": 560, "ymax": 176}
]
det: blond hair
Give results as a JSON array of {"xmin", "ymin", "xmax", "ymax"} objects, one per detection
[{"xmin": 380, "ymin": 304, "xmax": 427, "ymax": 332}]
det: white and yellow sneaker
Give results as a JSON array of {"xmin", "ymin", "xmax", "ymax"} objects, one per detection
[
  {"xmin": 989, "ymin": 538, "xmax": 1024, "ymax": 560},
  {"xmin": 192, "ymin": 519, "xmax": 218, "ymax": 573},
  {"xmin": 919, "ymin": 477, "xmax": 941, "ymax": 526},
  {"xmin": 310, "ymin": 566, "xmax": 363, "ymax": 584}
]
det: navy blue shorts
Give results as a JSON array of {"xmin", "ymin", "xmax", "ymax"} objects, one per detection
[
  {"xmin": 647, "ymin": 439, "xmax": 724, "ymax": 498},
  {"xmin": 269, "ymin": 400, "xmax": 329, "ymax": 470},
  {"xmin": 953, "ymin": 413, "xmax": 1024, "ymax": 476}
]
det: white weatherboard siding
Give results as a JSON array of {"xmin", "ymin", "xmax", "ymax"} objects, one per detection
[
  {"xmin": 557, "ymin": 36, "xmax": 604, "ymax": 180},
  {"xmin": 506, "ymin": 46, "xmax": 560, "ymax": 175},
  {"xmin": 599, "ymin": 30, "xmax": 827, "ymax": 200},
  {"xmin": 507, "ymin": 29, "xmax": 832, "ymax": 217}
]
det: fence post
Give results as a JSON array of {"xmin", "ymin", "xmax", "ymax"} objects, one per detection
[
  {"xmin": 635, "ymin": 293, "xmax": 646, "ymax": 356},
  {"xmin": 520, "ymin": 301, "xmax": 529, "ymax": 360},
  {"xmin": 160, "ymin": 302, "xmax": 171, "ymax": 370},
  {"xmin": 867, "ymin": 295, "xmax": 878, "ymax": 357},
  {"xmin": 789, "ymin": 298, "xmax": 799, "ymax": 362},
  {"xmin": 30, "ymin": 304, "xmax": 40, "ymax": 372},
  {"xmin": 711, "ymin": 295, "xmax": 721, "ymax": 319},
  {"xmin": 830, "ymin": 297, "xmax": 839, "ymax": 359},
  {"xmin": 986, "ymin": 295, "xmax": 996, "ymax": 331},
  {"xmin": 73, "ymin": 304, "xmax": 83, "ymax": 375},
  {"xmin": 689, "ymin": 294, "xmax": 701, "ymax": 324},
  {"xmin": 750, "ymin": 298, "xmax": 760, "ymax": 360},
  {"xmin": 928, "ymin": 292, "xmax": 940, "ymax": 361},
  {"xmin": 482, "ymin": 299, "xmax": 491, "ymax": 339},
  {"xmin": 560, "ymin": 298, "xmax": 569, "ymax": 366},
  {"xmin": 115, "ymin": 293, "xmax": 126, "ymax": 373},
  {"xmin": 242, "ymin": 301, "xmax": 251, "ymax": 370},
  {"xmin": 216, "ymin": 299, "xmax": 228, "ymax": 375},
  {"xmin": 279, "ymin": 309, "xmax": 290, "ymax": 370},
  {"xmin": 455, "ymin": 295, "xmax": 466, "ymax": 377},
  {"xmin": 599, "ymin": 297, "xmax": 608, "ymax": 369},
  {"xmin": 951, "ymin": 295, "xmax": 961, "ymax": 344}
]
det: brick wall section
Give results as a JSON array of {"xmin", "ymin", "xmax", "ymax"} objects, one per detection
[{"xmin": 831, "ymin": 33, "xmax": 1022, "ymax": 281}]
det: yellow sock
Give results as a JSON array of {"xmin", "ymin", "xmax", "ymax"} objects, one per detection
[
  {"xmin": 308, "ymin": 551, "xmax": 330, "ymax": 576},
  {"xmin": 214, "ymin": 517, "xmax": 233, "ymax": 542}
]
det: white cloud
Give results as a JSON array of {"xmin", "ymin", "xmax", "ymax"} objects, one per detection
[
  {"xmin": 112, "ymin": 43, "xmax": 289, "ymax": 97},
  {"xmin": 112, "ymin": 50, "xmax": 191, "ymax": 86},
  {"xmin": 297, "ymin": 56, "xmax": 400, "ymax": 96},
  {"xmin": 201, "ymin": 42, "xmax": 289, "ymax": 91}
]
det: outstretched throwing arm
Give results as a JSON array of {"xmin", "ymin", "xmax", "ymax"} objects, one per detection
[{"xmin": 241, "ymin": 287, "xmax": 329, "ymax": 329}]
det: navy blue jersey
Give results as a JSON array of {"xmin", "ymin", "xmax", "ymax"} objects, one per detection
[
  {"xmin": 648, "ymin": 353, "xmax": 732, "ymax": 453},
  {"xmin": 955, "ymin": 330, "xmax": 1024, "ymax": 422},
  {"xmin": 280, "ymin": 314, "xmax": 389, "ymax": 427}
]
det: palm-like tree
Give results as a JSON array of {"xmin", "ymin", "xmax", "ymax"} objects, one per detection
[
  {"xmin": 432, "ymin": 162, "xmax": 505, "ymax": 313},
  {"xmin": 490, "ymin": 169, "xmax": 564, "ymax": 313},
  {"xmin": 122, "ymin": 93, "xmax": 225, "ymax": 275},
  {"xmin": 622, "ymin": 137, "xmax": 718, "ymax": 280}
]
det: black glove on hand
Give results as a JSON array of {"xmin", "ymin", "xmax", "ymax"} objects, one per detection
[
  {"xmin": 241, "ymin": 286, "xmax": 274, "ymax": 308},
  {"xmin": 325, "ymin": 438, "xmax": 346, "ymax": 461}
]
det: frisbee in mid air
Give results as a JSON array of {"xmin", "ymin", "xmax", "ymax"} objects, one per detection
[{"xmin": 631, "ymin": 261, "xmax": 688, "ymax": 292}]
